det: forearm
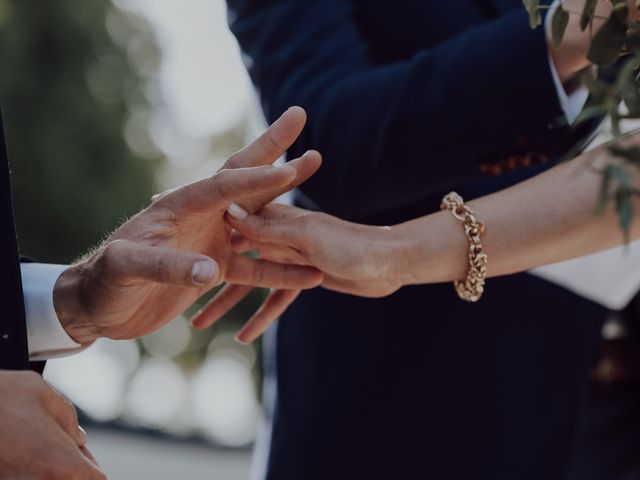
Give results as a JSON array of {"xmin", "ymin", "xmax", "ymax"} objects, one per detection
[{"xmin": 392, "ymin": 138, "xmax": 640, "ymax": 286}]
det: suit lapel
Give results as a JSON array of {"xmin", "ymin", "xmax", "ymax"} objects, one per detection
[{"xmin": 0, "ymin": 109, "xmax": 30, "ymax": 370}]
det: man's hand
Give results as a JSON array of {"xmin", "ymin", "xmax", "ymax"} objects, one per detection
[
  {"xmin": 53, "ymin": 107, "xmax": 323, "ymax": 344},
  {"xmin": 0, "ymin": 370, "xmax": 105, "ymax": 480}
]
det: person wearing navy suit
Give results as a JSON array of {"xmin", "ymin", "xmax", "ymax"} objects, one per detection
[
  {"xmin": 0, "ymin": 112, "xmax": 31, "ymax": 371},
  {"xmin": 0, "ymin": 109, "xmax": 110, "ymax": 478},
  {"xmin": 225, "ymin": 1, "xmax": 629, "ymax": 479},
  {"xmin": 0, "ymin": 106, "xmax": 323, "ymax": 478}
]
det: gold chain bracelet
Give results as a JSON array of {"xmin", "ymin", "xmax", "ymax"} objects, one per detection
[{"xmin": 440, "ymin": 192, "xmax": 488, "ymax": 302}]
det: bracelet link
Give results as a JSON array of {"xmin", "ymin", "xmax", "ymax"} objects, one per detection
[{"xmin": 440, "ymin": 192, "xmax": 488, "ymax": 303}]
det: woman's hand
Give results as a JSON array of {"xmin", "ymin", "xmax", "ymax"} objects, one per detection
[
  {"xmin": 205, "ymin": 203, "xmax": 404, "ymax": 341},
  {"xmin": 227, "ymin": 204, "xmax": 404, "ymax": 298}
]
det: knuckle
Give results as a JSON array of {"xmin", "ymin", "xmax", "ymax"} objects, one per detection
[
  {"xmin": 46, "ymin": 387, "xmax": 78, "ymax": 420},
  {"xmin": 214, "ymin": 170, "xmax": 234, "ymax": 202},
  {"xmin": 252, "ymin": 263, "xmax": 266, "ymax": 286},
  {"xmin": 268, "ymin": 130, "xmax": 285, "ymax": 152},
  {"xmin": 62, "ymin": 398, "xmax": 79, "ymax": 424},
  {"xmin": 280, "ymin": 266, "xmax": 290, "ymax": 289},
  {"xmin": 155, "ymin": 250, "xmax": 178, "ymax": 283},
  {"xmin": 297, "ymin": 215, "xmax": 315, "ymax": 239},
  {"xmin": 254, "ymin": 217, "xmax": 272, "ymax": 242}
]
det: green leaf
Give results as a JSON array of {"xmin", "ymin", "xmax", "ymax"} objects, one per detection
[
  {"xmin": 601, "ymin": 150, "xmax": 637, "ymax": 241},
  {"xmin": 581, "ymin": 0, "xmax": 598, "ymax": 31},
  {"xmin": 587, "ymin": 5, "xmax": 629, "ymax": 67},
  {"xmin": 609, "ymin": 144, "xmax": 640, "ymax": 165},
  {"xmin": 580, "ymin": 71, "xmax": 608, "ymax": 100},
  {"xmin": 551, "ymin": 4, "xmax": 570, "ymax": 47},
  {"xmin": 615, "ymin": 189, "xmax": 634, "ymax": 242},
  {"xmin": 522, "ymin": 0, "xmax": 541, "ymax": 29},
  {"xmin": 620, "ymin": 66, "xmax": 640, "ymax": 115},
  {"xmin": 596, "ymin": 164, "xmax": 614, "ymax": 214},
  {"xmin": 573, "ymin": 104, "xmax": 606, "ymax": 125}
]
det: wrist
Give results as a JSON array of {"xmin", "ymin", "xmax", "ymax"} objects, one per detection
[
  {"xmin": 386, "ymin": 211, "xmax": 470, "ymax": 288},
  {"xmin": 53, "ymin": 267, "xmax": 99, "ymax": 345}
]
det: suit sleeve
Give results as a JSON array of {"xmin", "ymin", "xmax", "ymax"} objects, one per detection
[{"xmin": 229, "ymin": 0, "xmax": 581, "ymax": 218}]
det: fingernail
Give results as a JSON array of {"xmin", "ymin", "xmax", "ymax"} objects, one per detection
[
  {"xmin": 234, "ymin": 331, "xmax": 251, "ymax": 345},
  {"xmin": 192, "ymin": 260, "xmax": 217, "ymax": 285},
  {"xmin": 78, "ymin": 426, "xmax": 87, "ymax": 446},
  {"xmin": 227, "ymin": 203, "xmax": 248, "ymax": 220}
]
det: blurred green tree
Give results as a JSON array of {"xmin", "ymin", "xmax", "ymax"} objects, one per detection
[
  {"xmin": 0, "ymin": 0, "xmax": 158, "ymax": 263},
  {"xmin": 0, "ymin": 1, "xmax": 267, "ymax": 405}
]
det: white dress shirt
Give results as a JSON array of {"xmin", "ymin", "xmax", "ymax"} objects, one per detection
[
  {"xmin": 20, "ymin": 263, "xmax": 82, "ymax": 361},
  {"xmin": 19, "ymin": 5, "xmax": 589, "ymax": 361}
]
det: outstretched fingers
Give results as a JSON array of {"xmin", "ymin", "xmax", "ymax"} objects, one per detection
[
  {"xmin": 225, "ymin": 255, "xmax": 322, "ymax": 289},
  {"xmin": 238, "ymin": 150, "xmax": 322, "ymax": 213},
  {"xmin": 231, "ymin": 233, "xmax": 310, "ymax": 266},
  {"xmin": 162, "ymin": 164, "xmax": 298, "ymax": 214},
  {"xmin": 191, "ymin": 284, "xmax": 253, "ymax": 330},
  {"xmin": 222, "ymin": 106, "xmax": 307, "ymax": 170},
  {"xmin": 226, "ymin": 203, "xmax": 309, "ymax": 247},
  {"xmin": 235, "ymin": 289, "xmax": 302, "ymax": 344}
]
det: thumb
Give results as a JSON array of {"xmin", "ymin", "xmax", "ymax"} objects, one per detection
[{"xmin": 99, "ymin": 240, "xmax": 219, "ymax": 287}]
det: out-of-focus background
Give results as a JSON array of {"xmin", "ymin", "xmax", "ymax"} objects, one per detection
[{"xmin": 0, "ymin": 0, "xmax": 269, "ymax": 477}]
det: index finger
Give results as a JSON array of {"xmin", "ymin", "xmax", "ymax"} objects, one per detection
[
  {"xmin": 159, "ymin": 164, "xmax": 298, "ymax": 214},
  {"xmin": 222, "ymin": 106, "xmax": 307, "ymax": 170}
]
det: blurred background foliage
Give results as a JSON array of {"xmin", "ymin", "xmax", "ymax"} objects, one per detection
[
  {"xmin": 0, "ymin": 0, "xmax": 157, "ymax": 263},
  {"xmin": 0, "ymin": 0, "xmax": 270, "ymax": 465}
]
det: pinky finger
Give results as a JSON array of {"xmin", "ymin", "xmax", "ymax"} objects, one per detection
[
  {"xmin": 191, "ymin": 284, "xmax": 253, "ymax": 330},
  {"xmin": 235, "ymin": 289, "xmax": 301, "ymax": 344}
]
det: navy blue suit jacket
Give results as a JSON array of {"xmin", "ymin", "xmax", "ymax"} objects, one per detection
[
  {"xmin": 228, "ymin": 1, "xmax": 607, "ymax": 479},
  {"xmin": 0, "ymin": 111, "xmax": 31, "ymax": 370}
]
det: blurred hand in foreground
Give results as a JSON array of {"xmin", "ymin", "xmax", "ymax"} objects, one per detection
[
  {"xmin": 53, "ymin": 107, "xmax": 323, "ymax": 345},
  {"xmin": 0, "ymin": 370, "xmax": 105, "ymax": 480}
]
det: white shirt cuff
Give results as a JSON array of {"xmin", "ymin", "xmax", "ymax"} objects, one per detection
[
  {"xmin": 21, "ymin": 263, "xmax": 84, "ymax": 361},
  {"xmin": 545, "ymin": 0, "xmax": 590, "ymax": 124}
]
